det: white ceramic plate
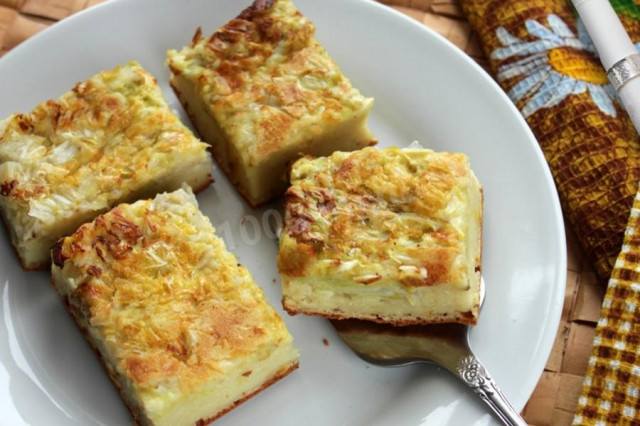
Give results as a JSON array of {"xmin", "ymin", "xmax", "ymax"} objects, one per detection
[{"xmin": 0, "ymin": 0, "xmax": 566, "ymax": 424}]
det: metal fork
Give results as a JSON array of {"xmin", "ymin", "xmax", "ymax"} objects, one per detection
[{"xmin": 330, "ymin": 280, "xmax": 527, "ymax": 425}]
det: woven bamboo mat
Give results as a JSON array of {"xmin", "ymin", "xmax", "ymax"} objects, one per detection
[{"xmin": 0, "ymin": 0, "xmax": 602, "ymax": 424}]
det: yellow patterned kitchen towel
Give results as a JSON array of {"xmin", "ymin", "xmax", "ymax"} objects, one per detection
[
  {"xmin": 573, "ymin": 187, "xmax": 640, "ymax": 425},
  {"xmin": 462, "ymin": 0, "xmax": 640, "ymax": 284}
]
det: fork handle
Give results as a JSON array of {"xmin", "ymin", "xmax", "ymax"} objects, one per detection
[{"xmin": 455, "ymin": 354, "xmax": 528, "ymax": 426}]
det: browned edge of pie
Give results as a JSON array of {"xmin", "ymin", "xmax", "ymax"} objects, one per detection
[{"xmin": 51, "ymin": 277, "xmax": 299, "ymax": 426}]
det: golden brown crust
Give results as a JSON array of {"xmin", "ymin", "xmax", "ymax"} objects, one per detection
[
  {"xmin": 51, "ymin": 189, "xmax": 298, "ymax": 424},
  {"xmin": 236, "ymin": 0, "xmax": 276, "ymax": 21},
  {"xmin": 278, "ymin": 147, "xmax": 477, "ymax": 286},
  {"xmin": 167, "ymin": 0, "xmax": 375, "ymax": 207},
  {"xmin": 169, "ymin": 0, "xmax": 318, "ymax": 160},
  {"xmin": 0, "ymin": 61, "xmax": 213, "ymax": 270},
  {"xmin": 50, "ymin": 239, "xmax": 66, "ymax": 268},
  {"xmin": 283, "ymin": 302, "xmax": 478, "ymax": 326},
  {"xmin": 54, "ymin": 281, "xmax": 299, "ymax": 426},
  {"xmin": 278, "ymin": 146, "xmax": 483, "ymax": 325}
]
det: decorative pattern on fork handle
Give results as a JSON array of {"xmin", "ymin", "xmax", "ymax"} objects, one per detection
[
  {"xmin": 458, "ymin": 355, "xmax": 492, "ymax": 389},
  {"xmin": 457, "ymin": 355, "xmax": 528, "ymax": 426}
]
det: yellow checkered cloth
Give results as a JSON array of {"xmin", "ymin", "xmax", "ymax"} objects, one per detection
[{"xmin": 574, "ymin": 188, "xmax": 640, "ymax": 425}]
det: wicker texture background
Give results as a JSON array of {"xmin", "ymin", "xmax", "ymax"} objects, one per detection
[{"xmin": 0, "ymin": 0, "xmax": 600, "ymax": 425}]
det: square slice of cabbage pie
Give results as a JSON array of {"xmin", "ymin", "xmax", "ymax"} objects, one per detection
[
  {"xmin": 51, "ymin": 188, "xmax": 298, "ymax": 426},
  {"xmin": 167, "ymin": 0, "xmax": 375, "ymax": 207},
  {"xmin": 278, "ymin": 146, "xmax": 483, "ymax": 325},
  {"xmin": 0, "ymin": 61, "xmax": 213, "ymax": 270}
]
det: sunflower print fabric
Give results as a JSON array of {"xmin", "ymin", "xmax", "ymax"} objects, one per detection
[
  {"xmin": 493, "ymin": 14, "xmax": 617, "ymax": 118},
  {"xmin": 463, "ymin": 0, "xmax": 640, "ymax": 284}
]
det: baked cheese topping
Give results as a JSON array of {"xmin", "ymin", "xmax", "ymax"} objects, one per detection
[
  {"xmin": 0, "ymin": 62, "xmax": 210, "ymax": 247},
  {"xmin": 166, "ymin": 0, "xmax": 373, "ymax": 164},
  {"xmin": 278, "ymin": 147, "xmax": 480, "ymax": 289},
  {"xmin": 52, "ymin": 188, "xmax": 294, "ymax": 418}
]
